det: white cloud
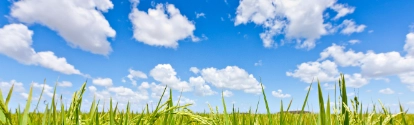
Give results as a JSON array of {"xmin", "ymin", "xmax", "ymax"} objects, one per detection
[
  {"xmin": 330, "ymin": 4, "xmax": 355, "ymax": 20},
  {"xmin": 0, "ymin": 24, "xmax": 81, "ymax": 75},
  {"xmin": 189, "ymin": 76, "xmax": 216, "ymax": 96},
  {"xmin": 339, "ymin": 20, "xmax": 366, "ymax": 35},
  {"xmin": 129, "ymin": 3, "xmax": 199, "ymax": 48},
  {"xmin": 127, "ymin": 69, "xmax": 147, "ymax": 86},
  {"xmin": 177, "ymin": 96, "xmax": 196, "ymax": 105},
  {"xmin": 254, "ymin": 60, "xmax": 262, "ymax": 66},
  {"xmin": 195, "ymin": 12, "xmax": 206, "ymax": 18},
  {"xmin": 379, "ymin": 88, "xmax": 394, "ymax": 94},
  {"xmin": 201, "ymin": 66, "xmax": 262, "ymax": 94},
  {"xmin": 0, "ymin": 80, "xmax": 25, "ymax": 93},
  {"xmin": 404, "ymin": 32, "xmax": 414, "ymax": 57},
  {"xmin": 319, "ymin": 44, "xmax": 414, "ymax": 77},
  {"xmin": 407, "ymin": 101, "xmax": 414, "ymax": 105},
  {"xmin": 344, "ymin": 73, "xmax": 369, "ymax": 88},
  {"xmin": 92, "ymin": 77, "xmax": 113, "ymax": 87},
  {"xmin": 20, "ymin": 93, "xmax": 29, "ymax": 99},
  {"xmin": 286, "ymin": 60, "xmax": 339, "ymax": 83},
  {"xmin": 271, "ymin": 89, "xmax": 291, "ymax": 98},
  {"xmin": 32, "ymin": 82, "xmax": 53, "ymax": 97},
  {"xmin": 235, "ymin": 0, "xmax": 341, "ymax": 49},
  {"xmin": 348, "ymin": 39, "xmax": 360, "ymax": 44},
  {"xmin": 189, "ymin": 67, "xmax": 200, "ymax": 74},
  {"xmin": 222, "ymin": 90, "xmax": 233, "ymax": 97},
  {"xmin": 11, "ymin": 0, "xmax": 116, "ymax": 55},
  {"xmin": 150, "ymin": 64, "xmax": 192, "ymax": 91},
  {"xmin": 58, "ymin": 81, "xmax": 72, "ymax": 87}
]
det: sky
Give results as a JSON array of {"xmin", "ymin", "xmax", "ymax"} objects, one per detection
[{"xmin": 1, "ymin": 0, "xmax": 414, "ymax": 113}]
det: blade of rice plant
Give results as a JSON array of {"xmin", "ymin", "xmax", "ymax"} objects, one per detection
[
  {"xmin": 340, "ymin": 74, "xmax": 349, "ymax": 125},
  {"xmin": 260, "ymin": 80, "xmax": 272, "ymax": 125},
  {"xmin": 280, "ymin": 100, "xmax": 284, "ymax": 125},
  {"xmin": 34, "ymin": 79, "xmax": 46, "ymax": 112},
  {"xmin": 221, "ymin": 90, "xmax": 229, "ymax": 125},
  {"xmin": 298, "ymin": 80, "xmax": 313, "ymax": 124},
  {"xmin": 20, "ymin": 85, "xmax": 33, "ymax": 125},
  {"xmin": 317, "ymin": 80, "xmax": 326, "ymax": 125},
  {"xmin": 110, "ymin": 98, "xmax": 114, "ymax": 125},
  {"xmin": 399, "ymin": 101, "xmax": 407, "ymax": 125},
  {"xmin": 326, "ymin": 94, "xmax": 331, "ymax": 125}
]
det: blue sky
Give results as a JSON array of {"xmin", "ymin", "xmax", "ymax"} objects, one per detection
[{"xmin": 1, "ymin": 0, "xmax": 414, "ymax": 113}]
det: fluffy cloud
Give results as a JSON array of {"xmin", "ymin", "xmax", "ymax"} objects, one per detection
[
  {"xmin": 222, "ymin": 90, "xmax": 233, "ymax": 97},
  {"xmin": 404, "ymin": 33, "xmax": 414, "ymax": 57},
  {"xmin": 201, "ymin": 66, "xmax": 262, "ymax": 94},
  {"xmin": 0, "ymin": 80, "xmax": 25, "ymax": 93},
  {"xmin": 0, "ymin": 24, "xmax": 81, "ymax": 75},
  {"xmin": 10, "ymin": 0, "xmax": 116, "ymax": 55},
  {"xmin": 127, "ymin": 69, "xmax": 147, "ymax": 86},
  {"xmin": 129, "ymin": 3, "xmax": 199, "ymax": 48},
  {"xmin": 177, "ymin": 96, "xmax": 196, "ymax": 105},
  {"xmin": 235, "ymin": 0, "xmax": 341, "ymax": 49},
  {"xmin": 379, "ymin": 88, "xmax": 394, "ymax": 94},
  {"xmin": 271, "ymin": 89, "xmax": 291, "ymax": 98},
  {"xmin": 235, "ymin": 0, "xmax": 364, "ymax": 49},
  {"xmin": 189, "ymin": 76, "xmax": 216, "ymax": 96},
  {"xmin": 330, "ymin": 4, "xmax": 355, "ymax": 20},
  {"xmin": 150, "ymin": 64, "xmax": 192, "ymax": 91},
  {"xmin": 286, "ymin": 60, "xmax": 339, "ymax": 83},
  {"xmin": 189, "ymin": 67, "xmax": 200, "ymax": 74},
  {"xmin": 289, "ymin": 32, "xmax": 414, "ymax": 90},
  {"xmin": 195, "ymin": 12, "xmax": 206, "ymax": 18},
  {"xmin": 319, "ymin": 44, "xmax": 414, "ymax": 77},
  {"xmin": 339, "ymin": 20, "xmax": 366, "ymax": 35},
  {"xmin": 348, "ymin": 39, "xmax": 361, "ymax": 44},
  {"xmin": 92, "ymin": 77, "xmax": 113, "ymax": 87},
  {"xmin": 32, "ymin": 82, "xmax": 54, "ymax": 97},
  {"xmin": 58, "ymin": 81, "xmax": 72, "ymax": 87}
]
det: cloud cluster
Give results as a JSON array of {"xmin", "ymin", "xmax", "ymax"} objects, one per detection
[
  {"xmin": 287, "ymin": 32, "xmax": 414, "ymax": 90},
  {"xmin": 235, "ymin": 0, "xmax": 364, "ymax": 49}
]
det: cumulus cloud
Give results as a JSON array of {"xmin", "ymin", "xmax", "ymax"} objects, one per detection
[
  {"xmin": 339, "ymin": 20, "xmax": 366, "ymax": 35},
  {"xmin": 0, "ymin": 24, "xmax": 81, "ymax": 75},
  {"xmin": 92, "ymin": 77, "xmax": 113, "ymax": 87},
  {"xmin": 379, "ymin": 88, "xmax": 394, "ymax": 94},
  {"xmin": 289, "ymin": 32, "xmax": 414, "ymax": 90},
  {"xmin": 32, "ymin": 82, "xmax": 54, "ymax": 97},
  {"xmin": 58, "ymin": 81, "xmax": 72, "ymax": 87},
  {"xmin": 404, "ymin": 32, "xmax": 414, "ymax": 57},
  {"xmin": 286, "ymin": 60, "xmax": 339, "ymax": 83},
  {"xmin": 348, "ymin": 39, "xmax": 360, "ymax": 44},
  {"xmin": 0, "ymin": 80, "xmax": 25, "ymax": 93},
  {"xmin": 126, "ymin": 69, "xmax": 147, "ymax": 86},
  {"xmin": 150, "ymin": 64, "xmax": 192, "ymax": 91},
  {"xmin": 129, "ymin": 3, "xmax": 199, "ymax": 48},
  {"xmin": 195, "ymin": 12, "xmax": 206, "ymax": 18},
  {"xmin": 10, "ymin": 0, "xmax": 116, "ymax": 55},
  {"xmin": 189, "ymin": 67, "xmax": 200, "ymax": 74},
  {"xmin": 271, "ymin": 89, "xmax": 291, "ymax": 98},
  {"xmin": 330, "ymin": 4, "xmax": 355, "ymax": 20},
  {"xmin": 222, "ymin": 90, "xmax": 233, "ymax": 97},
  {"xmin": 254, "ymin": 60, "xmax": 262, "ymax": 66},
  {"xmin": 177, "ymin": 96, "xmax": 196, "ymax": 105},
  {"xmin": 201, "ymin": 66, "xmax": 262, "ymax": 94},
  {"xmin": 189, "ymin": 76, "xmax": 216, "ymax": 96},
  {"xmin": 235, "ymin": 0, "xmax": 348, "ymax": 49}
]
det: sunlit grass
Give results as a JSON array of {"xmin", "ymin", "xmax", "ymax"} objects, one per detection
[{"xmin": 0, "ymin": 74, "xmax": 412, "ymax": 124}]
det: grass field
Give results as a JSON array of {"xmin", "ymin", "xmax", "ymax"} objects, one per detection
[{"xmin": 0, "ymin": 74, "xmax": 412, "ymax": 125}]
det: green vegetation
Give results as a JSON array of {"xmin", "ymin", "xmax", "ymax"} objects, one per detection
[{"xmin": 0, "ymin": 74, "xmax": 412, "ymax": 124}]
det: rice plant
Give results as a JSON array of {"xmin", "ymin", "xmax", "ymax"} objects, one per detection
[{"xmin": 0, "ymin": 74, "xmax": 412, "ymax": 124}]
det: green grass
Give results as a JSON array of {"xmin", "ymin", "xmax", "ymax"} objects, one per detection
[{"xmin": 0, "ymin": 74, "xmax": 413, "ymax": 125}]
